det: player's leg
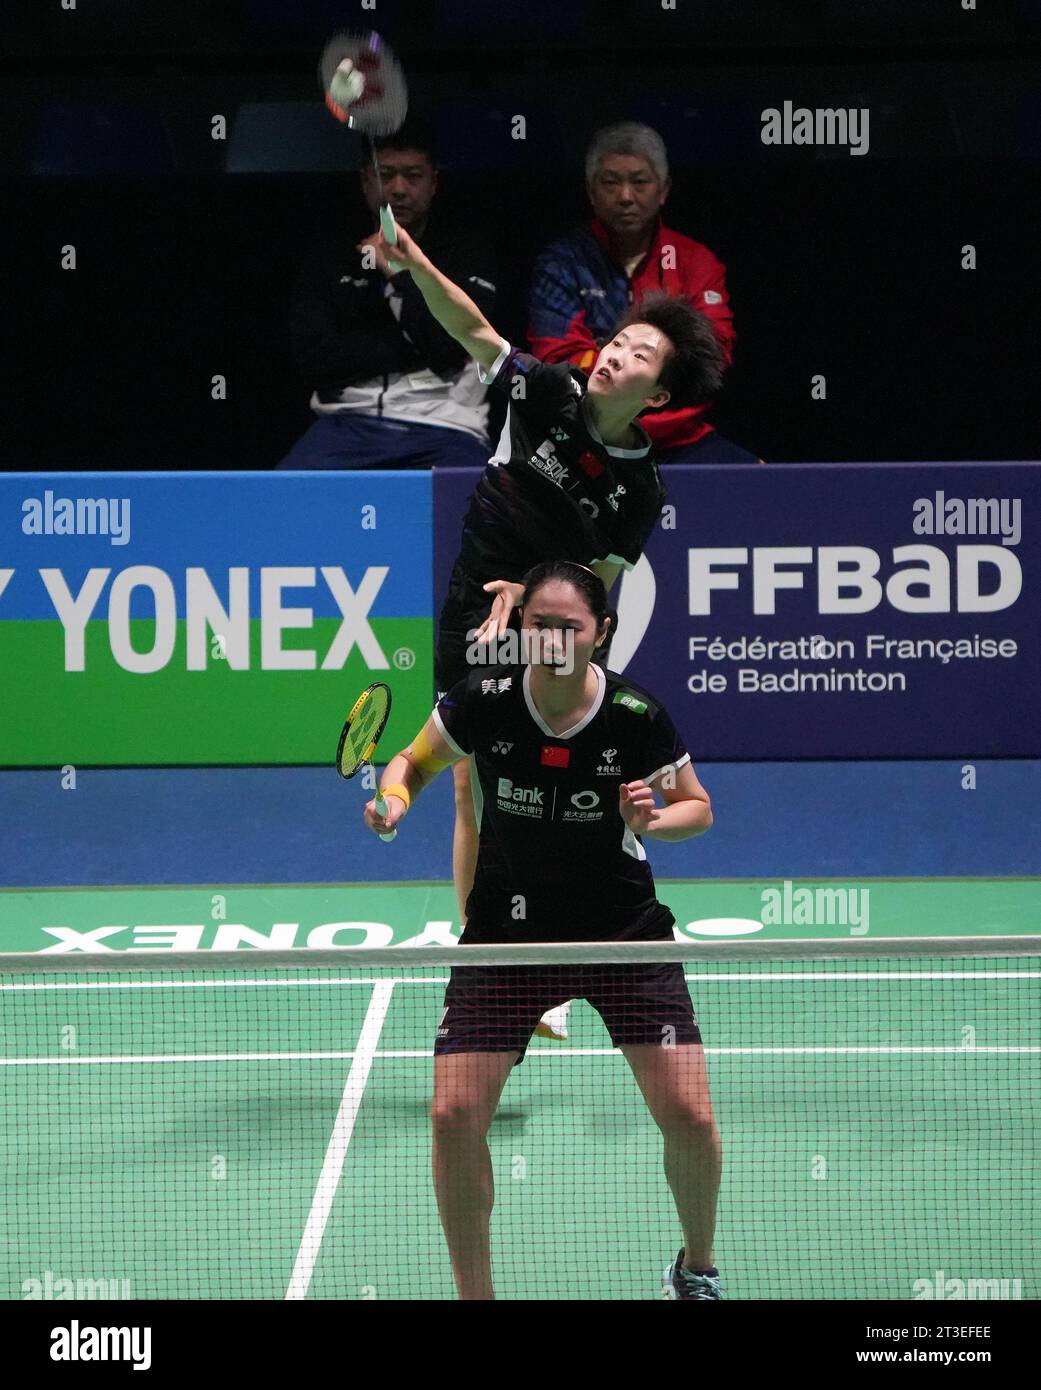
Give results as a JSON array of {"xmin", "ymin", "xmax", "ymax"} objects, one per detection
[
  {"xmin": 620, "ymin": 1041, "xmax": 722, "ymax": 1272},
  {"xmin": 431, "ymin": 1050, "xmax": 517, "ymax": 1300},
  {"xmin": 589, "ymin": 963, "xmax": 723, "ymax": 1294}
]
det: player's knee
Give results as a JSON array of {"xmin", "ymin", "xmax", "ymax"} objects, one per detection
[
  {"xmin": 656, "ymin": 1102, "xmax": 717, "ymax": 1143},
  {"xmin": 431, "ymin": 1094, "xmax": 488, "ymax": 1137}
]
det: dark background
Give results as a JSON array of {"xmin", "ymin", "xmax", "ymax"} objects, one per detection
[{"xmin": 4, "ymin": 0, "xmax": 1040, "ymax": 470}]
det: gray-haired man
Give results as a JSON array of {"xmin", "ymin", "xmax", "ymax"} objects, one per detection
[{"xmin": 528, "ymin": 120, "xmax": 758, "ymax": 464}]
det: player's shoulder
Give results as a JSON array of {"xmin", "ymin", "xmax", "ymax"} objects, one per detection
[
  {"xmin": 601, "ymin": 670, "xmax": 670, "ymax": 722},
  {"xmin": 505, "ymin": 348, "xmax": 586, "ymax": 404}
]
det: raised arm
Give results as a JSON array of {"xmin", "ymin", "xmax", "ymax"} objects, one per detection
[
  {"xmin": 364, "ymin": 714, "xmax": 464, "ymax": 838},
  {"xmin": 365, "ymin": 218, "xmax": 504, "ymax": 373}
]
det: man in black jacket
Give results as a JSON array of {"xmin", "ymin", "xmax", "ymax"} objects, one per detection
[{"xmin": 279, "ymin": 117, "xmax": 497, "ymax": 469}]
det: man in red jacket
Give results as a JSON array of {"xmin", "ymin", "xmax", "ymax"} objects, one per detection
[{"xmin": 528, "ymin": 121, "xmax": 759, "ymax": 464}]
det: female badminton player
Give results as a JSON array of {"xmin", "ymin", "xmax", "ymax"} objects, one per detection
[
  {"xmin": 363, "ymin": 217, "xmax": 726, "ymax": 1042},
  {"xmin": 363, "ymin": 560, "xmax": 723, "ymax": 1301}
]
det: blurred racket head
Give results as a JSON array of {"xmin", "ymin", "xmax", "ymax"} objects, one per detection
[
  {"xmin": 336, "ymin": 681, "xmax": 393, "ymax": 779},
  {"xmin": 319, "ymin": 29, "xmax": 408, "ymax": 135}
]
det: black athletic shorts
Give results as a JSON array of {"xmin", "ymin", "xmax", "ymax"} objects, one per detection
[
  {"xmin": 435, "ymin": 560, "xmax": 618, "ymax": 700},
  {"xmin": 433, "ymin": 961, "xmax": 701, "ymax": 1064}
]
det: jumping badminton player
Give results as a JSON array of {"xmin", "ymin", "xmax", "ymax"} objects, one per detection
[
  {"xmin": 363, "ymin": 560, "xmax": 723, "ymax": 1301},
  {"xmin": 363, "ymin": 217, "xmax": 726, "ymax": 1042}
]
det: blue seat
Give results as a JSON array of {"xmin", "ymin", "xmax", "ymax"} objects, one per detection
[{"xmin": 29, "ymin": 100, "xmax": 176, "ymax": 176}]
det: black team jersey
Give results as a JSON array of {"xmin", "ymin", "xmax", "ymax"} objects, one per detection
[
  {"xmin": 433, "ymin": 662, "xmax": 693, "ymax": 943},
  {"xmin": 457, "ymin": 338, "xmax": 667, "ymax": 585}
]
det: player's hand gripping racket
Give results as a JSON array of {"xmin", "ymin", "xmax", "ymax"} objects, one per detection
[
  {"xmin": 336, "ymin": 681, "xmax": 397, "ymax": 841},
  {"xmin": 319, "ymin": 29, "xmax": 408, "ymax": 245}
]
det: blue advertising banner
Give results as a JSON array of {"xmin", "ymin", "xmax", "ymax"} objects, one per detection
[
  {"xmin": 433, "ymin": 462, "xmax": 1040, "ymax": 759},
  {"xmin": 0, "ymin": 472, "xmax": 433, "ymax": 764}
]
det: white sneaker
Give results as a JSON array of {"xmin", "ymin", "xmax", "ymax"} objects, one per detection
[{"xmin": 534, "ymin": 1000, "xmax": 571, "ymax": 1041}]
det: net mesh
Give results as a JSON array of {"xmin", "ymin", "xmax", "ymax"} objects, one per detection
[{"xmin": 2, "ymin": 940, "xmax": 1038, "ymax": 1302}]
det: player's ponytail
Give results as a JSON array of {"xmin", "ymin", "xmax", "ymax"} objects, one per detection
[{"xmin": 519, "ymin": 560, "xmax": 610, "ymax": 636}]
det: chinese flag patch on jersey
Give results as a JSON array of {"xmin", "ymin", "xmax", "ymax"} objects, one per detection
[
  {"xmin": 540, "ymin": 744, "xmax": 570, "ymax": 768},
  {"xmin": 577, "ymin": 450, "xmax": 604, "ymax": 478}
]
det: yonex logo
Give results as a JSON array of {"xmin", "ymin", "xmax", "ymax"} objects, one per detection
[
  {"xmin": 550, "ymin": 427, "xmax": 570, "ymax": 443},
  {"xmin": 491, "ymin": 741, "xmax": 514, "ymax": 754}
]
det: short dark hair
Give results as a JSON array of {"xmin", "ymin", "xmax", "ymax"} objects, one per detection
[
  {"xmin": 611, "ymin": 290, "xmax": 726, "ymax": 412},
  {"xmin": 520, "ymin": 560, "xmax": 610, "ymax": 634},
  {"xmin": 366, "ymin": 115, "xmax": 437, "ymax": 166}
]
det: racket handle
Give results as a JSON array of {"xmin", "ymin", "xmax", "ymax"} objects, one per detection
[
  {"xmin": 380, "ymin": 203, "xmax": 398, "ymax": 245},
  {"xmin": 373, "ymin": 792, "xmax": 397, "ymax": 843}
]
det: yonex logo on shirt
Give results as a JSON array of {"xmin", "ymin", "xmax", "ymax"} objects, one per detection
[{"xmin": 491, "ymin": 741, "xmax": 514, "ymax": 754}]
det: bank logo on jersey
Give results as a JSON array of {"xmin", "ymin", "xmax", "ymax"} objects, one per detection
[
  {"xmin": 597, "ymin": 747, "xmax": 622, "ymax": 776},
  {"xmin": 491, "ymin": 741, "xmax": 514, "ymax": 755},
  {"xmin": 529, "ymin": 440, "xmax": 570, "ymax": 486},
  {"xmin": 496, "ymin": 777, "xmax": 545, "ymax": 817}
]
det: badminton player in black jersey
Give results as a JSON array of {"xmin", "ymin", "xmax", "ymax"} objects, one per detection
[
  {"xmin": 363, "ymin": 220, "xmax": 726, "ymax": 1043},
  {"xmin": 363, "ymin": 561, "xmax": 723, "ymax": 1301}
]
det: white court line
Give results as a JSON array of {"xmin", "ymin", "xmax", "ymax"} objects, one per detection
[
  {"xmin": 0, "ymin": 976, "xmax": 450, "ymax": 992},
  {"xmin": 283, "ymin": 980, "xmax": 395, "ymax": 1301},
  {"xmin": 4, "ymin": 1045, "xmax": 1040, "ymax": 1066},
  {"xmin": 2, "ymin": 970, "xmax": 1038, "ymax": 993}
]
